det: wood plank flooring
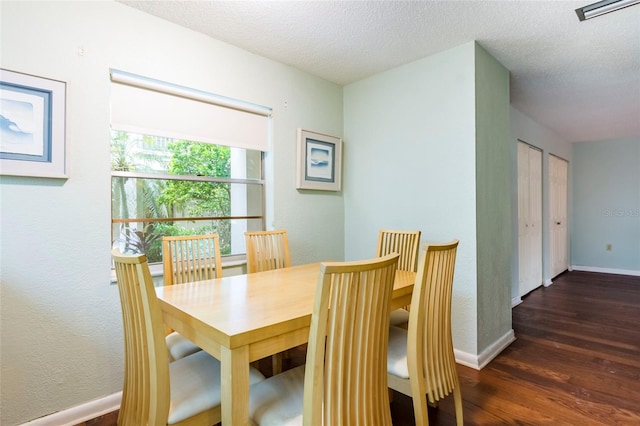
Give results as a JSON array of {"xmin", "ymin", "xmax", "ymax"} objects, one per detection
[
  {"xmin": 389, "ymin": 270, "xmax": 640, "ymax": 425},
  {"xmin": 78, "ymin": 271, "xmax": 640, "ymax": 425}
]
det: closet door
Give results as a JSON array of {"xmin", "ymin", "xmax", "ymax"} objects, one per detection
[
  {"xmin": 550, "ymin": 155, "xmax": 569, "ymax": 278},
  {"xmin": 517, "ymin": 143, "xmax": 531, "ymax": 295},
  {"xmin": 518, "ymin": 142, "xmax": 542, "ymax": 296}
]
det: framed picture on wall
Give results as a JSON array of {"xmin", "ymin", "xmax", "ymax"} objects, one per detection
[
  {"xmin": 0, "ymin": 69, "xmax": 67, "ymax": 178},
  {"xmin": 296, "ymin": 128, "xmax": 342, "ymax": 191}
]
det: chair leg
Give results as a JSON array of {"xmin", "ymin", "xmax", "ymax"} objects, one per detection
[
  {"xmin": 272, "ymin": 352, "xmax": 283, "ymax": 375},
  {"xmin": 413, "ymin": 391, "xmax": 430, "ymax": 426},
  {"xmin": 453, "ymin": 386, "xmax": 464, "ymax": 426}
]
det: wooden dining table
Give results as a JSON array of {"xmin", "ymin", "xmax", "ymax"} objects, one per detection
[{"xmin": 156, "ymin": 262, "xmax": 416, "ymax": 425}]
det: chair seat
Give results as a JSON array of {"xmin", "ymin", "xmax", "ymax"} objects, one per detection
[
  {"xmin": 249, "ymin": 365, "xmax": 305, "ymax": 426},
  {"xmin": 166, "ymin": 331, "xmax": 202, "ymax": 361},
  {"xmin": 169, "ymin": 350, "xmax": 266, "ymax": 424},
  {"xmin": 387, "ymin": 325, "xmax": 410, "ymax": 379},
  {"xmin": 389, "ymin": 308, "xmax": 410, "ymax": 327}
]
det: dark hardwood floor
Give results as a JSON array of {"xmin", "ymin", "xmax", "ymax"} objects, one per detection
[{"xmin": 79, "ymin": 271, "xmax": 640, "ymax": 425}]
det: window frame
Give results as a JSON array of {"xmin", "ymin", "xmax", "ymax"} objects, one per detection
[
  {"xmin": 110, "ymin": 138, "xmax": 267, "ymax": 280},
  {"xmin": 109, "ymin": 70, "xmax": 271, "ymax": 281}
]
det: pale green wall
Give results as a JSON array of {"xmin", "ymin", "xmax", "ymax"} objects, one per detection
[
  {"xmin": 344, "ymin": 41, "xmax": 513, "ymax": 360},
  {"xmin": 474, "ymin": 44, "xmax": 512, "ymax": 351},
  {"xmin": 345, "ymin": 42, "xmax": 482, "ymax": 356},
  {"xmin": 572, "ymin": 138, "xmax": 640, "ymax": 272},
  {"xmin": 0, "ymin": 2, "xmax": 343, "ymax": 424}
]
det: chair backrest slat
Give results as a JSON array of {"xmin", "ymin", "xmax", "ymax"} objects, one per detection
[
  {"xmin": 112, "ymin": 249, "xmax": 171, "ymax": 425},
  {"xmin": 245, "ymin": 230, "xmax": 291, "ymax": 273},
  {"xmin": 162, "ymin": 234, "xmax": 223, "ymax": 285},
  {"xmin": 376, "ymin": 229, "xmax": 421, "ymax": 272},
  {"xmin": 303, "ymin": 253, "xmax": 399, "ymax": 425},
  {"xmin": 407, "ymin": 240, "xmax": 459, "ymax": 404}
]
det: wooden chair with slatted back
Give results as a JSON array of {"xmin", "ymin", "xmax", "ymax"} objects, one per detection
[
  {"xmin": 162, "ymin": 234, "xmax": 223, "ymax": 361},
  {"xmin": 376, "ymin": 229, "xmax": 421, "ymax": 272},
  {"xmin": 249, "ymin": 253, "xmax": 400, "ymax": 425},
  {"xmin": 387, "ymin": 240, "xmax": 463, "ymax": 426},
  {"xmin": 163, "ymin": 234, "xmax": 223, "ymax": 285},
  {"xmin": 245, "ymin": 229, "xmax": 291, "ymax": 273},
  {"xmin": 377, "ymin": 229, "xmax": 421, "ymax": 326},
  {"xmin": 245, "ymin": 229, "xmax": 292, "ymax": 373},
  {"xmin": 112, "ymin": 248, "xmax": 265, "ymax": 426}
]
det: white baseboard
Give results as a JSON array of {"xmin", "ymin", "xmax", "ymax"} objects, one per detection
[
  {"xmin": 20, "ymin": 329, "xmax": 517, "ymax": 424},
  {"xmin": 571, "ymin": 265, "xmax": 640, "ymax": 277},
  {"xmin": 454, "ymin": 329, "xmax": 516, "ymax": 370},
  {"xmin": 20, "ymin": 392, "xmax": 121, "ymax": 426},
  {"xmin": 544, "ymin": 278, "xmax": 553, "ymax": 286},
  {"xmin": 21, "ymin": 330, "xmax": 517, "ymax": 424},
  {"xmin": 511, "ymin": 296, "xmax": 522, "ymax": 307}
]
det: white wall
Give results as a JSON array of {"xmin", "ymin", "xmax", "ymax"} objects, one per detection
[
  {"xmin": 509, "ymin": 107, "xmax": 573, "ymax": 302},
  {"xmin": 0, "ymin": 2, "xmax": 343, "ymax": 424}
]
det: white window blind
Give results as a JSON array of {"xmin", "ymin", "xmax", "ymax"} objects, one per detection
[{"xmin": 110, "ymin": 69, "xmax": 271, "ymax": 151}]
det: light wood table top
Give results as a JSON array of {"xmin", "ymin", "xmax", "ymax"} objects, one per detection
[{"xmin": 156, "ymin": 262, "xmax": 416, "ymax": 425}]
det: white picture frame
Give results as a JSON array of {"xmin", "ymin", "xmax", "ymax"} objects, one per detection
[
  {"xmin": 296, "ymin": 128, "xmax": 342, "ymax": 191},
  {"xmin": 0, "ymin": 69, "xmax": 67, "ymax": 179}
]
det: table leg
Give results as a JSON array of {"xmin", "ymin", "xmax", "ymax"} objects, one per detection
[{"xmin": 221, "ymin": 345, "xmax": 250, "ymax": 425}]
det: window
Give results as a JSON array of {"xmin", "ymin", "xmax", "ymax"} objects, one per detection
[{"xmin": 110, "ymin": 70, "xmax": 271, "ymax": 265}]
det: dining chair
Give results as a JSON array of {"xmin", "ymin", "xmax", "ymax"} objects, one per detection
[
  {"xmin": 111, "ymin": 248, "xmax": 265, "ymax": 426},
  {"xmin": 245, "ymin": 229, "xmax": 292, "ymax": 373},
  {"xmin": 245, "ymin": 229, "xmax": 291, "ymax": 273},
  {"xmin": 162, "ymin": 234, "xmax": 223, "ymax": 361},
  {"xmin": 386, "ymin": 240, "xmax": 463, "ymax": 426},
  {"xmin": 376, "ymin": 228, "xmax": 421, "ymax": 326},
  {"xmin": 248, "ymin": 253, "xmax": 400, "ymax": 425},
  {"xmin": 163, "ymin": 234, "xmax": 223, "ymax": 285}
]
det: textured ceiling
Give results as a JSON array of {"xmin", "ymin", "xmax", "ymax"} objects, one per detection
[{"xmin": 118, "ymin": 0, "xmax": 640, "ymax": 144}]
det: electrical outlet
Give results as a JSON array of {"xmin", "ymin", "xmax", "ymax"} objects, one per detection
[{"xmin": 606, "ymin": 244, "xmax": 612, "ymax": 251}]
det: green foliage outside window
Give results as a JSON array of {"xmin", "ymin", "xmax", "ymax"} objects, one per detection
[
  {"xmin": 160, "ymin": 140, "xmax": 231, "ymax": 217},
  {"xmin": 111, "ymin": 132, "xmax": 233, "ymax": 262}
]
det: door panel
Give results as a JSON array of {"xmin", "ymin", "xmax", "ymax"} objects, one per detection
[
  {"xmin": 550, "ymin": 155, "xmax": 569, "ymax": 278},
  {"xmin": 518, "ymin": 142, "xmax": 543, "ymax": 296},
  {"xmin": 517, "ymin": 143, "xmax": 530, "ymax": 294},
  {"xmin": 529, "ymin": 148, "xmax": 542, "ymax": 289}
]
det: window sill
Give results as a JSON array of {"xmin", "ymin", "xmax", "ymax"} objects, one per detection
[{"xmin": 110, "ymin": 254, "xmax": 247, "ymax": 284}]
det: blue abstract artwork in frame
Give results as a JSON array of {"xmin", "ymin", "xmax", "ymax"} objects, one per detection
[
  {"xmin": 305, "ymin": 138, "xmax": 334, "ymax": 183},
  {"xmin": 0, "ymin": 69, "xmax": 67, "ymax": 178},
  {"xmin": 0, "ymin": 81, "xmax": 52, "ymax": 162},
  {"xmin": 296, "ymin": 128, "xmax": 342, "ymax": 191}
]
